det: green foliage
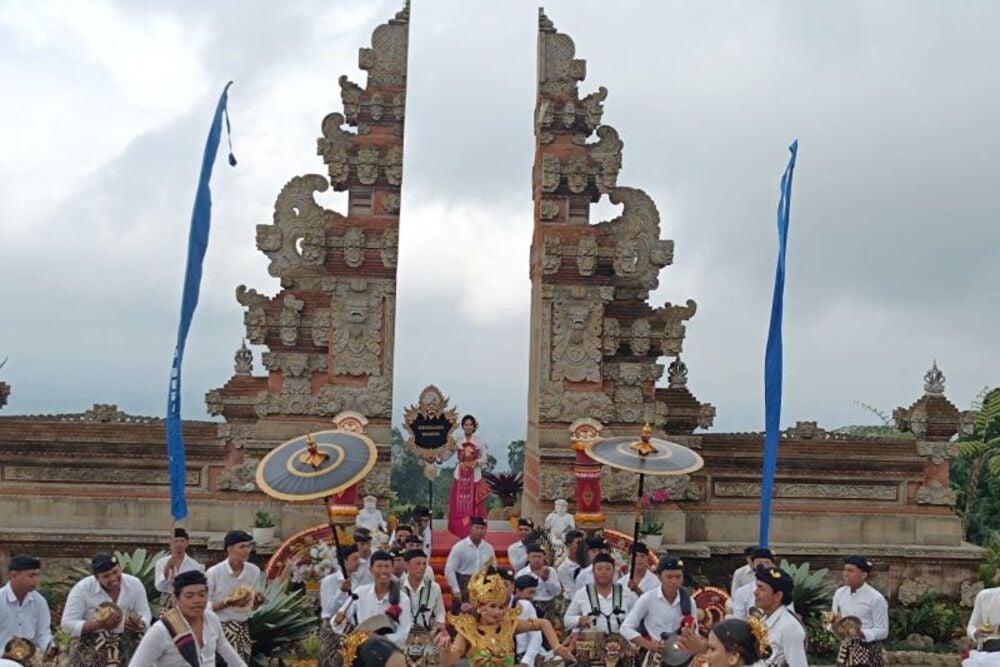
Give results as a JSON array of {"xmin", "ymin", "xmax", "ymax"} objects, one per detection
[
  {"xmin": 955, "ymin": 387, "xmax": 1000, "ymax": 542},
  {"xmin": 778, "ymin": 559, "xmax": 835, "ymax": 624},
  {"xmin": 639, "ymin": 514, "xmax": 664, "ymax": 535},
  {"xmin": 979, "ymin": 535, "xmax": 1000, "ymax": 585},
  {"xmin": 806, "ymin": 623, "xmax": 838, "ymax": 658},
  {"xmin": 508, "ymin": 439, "xmax": 526, "ymax": 472},
  {"xmin": 115, "ymin": 548, "xmax": 164, "ymax": 603},
  {"xmin": 248, "ymin": 580, "xmax": 319, "ymax": 666},
  {"xmin": 253, "ymin": 509, "xmax": 275, "ymax": 528},
  {"xmin": 889, "ymin": 593, "xmax": 962, "ymax": 643}
]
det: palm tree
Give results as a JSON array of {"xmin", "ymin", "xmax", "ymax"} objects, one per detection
[{"xmin": 959, "ymin": 388, "xmax": 1000, "ymax": 541}]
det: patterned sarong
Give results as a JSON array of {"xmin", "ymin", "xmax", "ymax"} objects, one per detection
[
  {"xmin": 318, "ymin": 619, "xmax": 341, "ymax": 667},
  {"xmin": 836, "ymin": 639, "xmax": 884, "ymax": 667},
  {"xmin": 69, "ymin": 631, "xmax": 124, "ymax": 667},
  {"xmin": 221, "ymin": 620, "xmax": 252, "ymax": 662}
]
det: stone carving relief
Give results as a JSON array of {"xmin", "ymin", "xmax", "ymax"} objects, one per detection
[
  {"xmin": 311, "ymin": 309, "xmax": 332, "ymax": 347},
  {"xmin": 385, "ymin": 146, "xmax": 403, "ymax": 185},
  {"xmin": 339, "ymin": 76, "xmax": 364, "ymax": 123},
  {"xmin": 318, "ymin": 113, "xmax": 353, "ymax": 188},
  {"xmin": 602, "ymin": 318, "xmax": 620, "ymax": 356},
  {"xmin": 205, "ymin": 390, "xmax": 223, "ymax": 416},
  {"xmin": 630, "ymin": 319, "xmax": 651, "ymax": 356},
  {"xmin": 714, "ymin": 481, "xmax": 898, "ymax": 501},
  {"xmin": 343, "ymin": 228, "xmax": 366, "ymax": 268},
  {"xmin": 279, "ymin": 294, "xmax": 305, "ymax": 346},
  {"xmin": 915, "ymin": 480, "xmax": 957, "ymax": 506},
  {"xmin": 380, "ymin": 228, "xmax": 398, "ymax": 268},
  {"xmin": 580, "ymin": 86, "xmax": 607, "ymax": 131},
  {"xmin": 359, "ymin": 3, "xmax": 410, "ymax": 88},
  {"xmin": 577, "ymin": 235, "xmax": 598, "ymax": 275},
  {"xmin": 658, "ymin": 300, "xmax": 697, "ymax": 355},
  {"xmin": 541, "ymin": 154, "xmax": 561, "ymax": 193},
  {"xmin": 540, "ymin": 199, "xmax": 559, "ymax": 221},
  {"xmin": 602, "ymin": 187, "xmax": 673, "ymax": 293},
  {"xmin": 589, "ymin": 126, "xmax": 623, "ymax": 193},
  {"xmin": 649, "ymin": 475, "xmax": 700, "ymax": 501},
  {"xmin": 332, "ymin": 283, "xmax": 384, "ymax": 376},
  {"xmin": 551, "ymin": 294, "xmax": 604, "ymax": 383},
  {"xmin": 236, "ymin": 286, "xmax": 270, "ymax": 344},
  {"xmin": 219, "ymin": 422, "xmax": 256, "ymax": 450},
  {"xmin": 537, "ymin": 10, "xmax": 586, "ymax": 97},
  {"xmin": 218, "ymin": 459, "xmax": 260, "ymax": 492},
  {"xmin": 542, "ymin": 235, "xmax": 562, "ymax": 274},
  {"xmin": 383, "ymin": 192, "xmax": 401, "ymax": 214},
  {"xmin": 356, "ymin": 145, "xmax": 380, "ymax": 185},
  {"xmin": 540, "ymin": 466, "xmax": 576, "ymax": 500},
  {"xmin": 698, "ymin": 404, "xmax": 717, "ymax": 429},
  {"xmin": 262, "ymin": 352, "xmax": 327, "ymax": 395},
  {"xmin": 917, "ymin": 440, "xmax": 960, "ymax": 465},
  {"xmin": 668, "ymin": 358, "xmax": 688, "ymax": 387},
  {"xmin": 359, "ymin": 461, "xmax": 392, "ymax": 498},
  {"xmin": 234, "ymin": 341, "xmax": 253, "ymax": 375},
  {"xmin": 566, "ymin": 156, "xmax": 589, "ymax": 193},
  {"xmin": 257, "ymin": 175, "xmax": 336, "ymax": 280},
  {"xmin": 539, "ymin": 386, "xmax": 614, "ymax": 423}
]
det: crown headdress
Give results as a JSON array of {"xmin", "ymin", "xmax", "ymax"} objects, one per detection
[
  {"xmin": 746, "ymin": 615, "xmax": 771, "ymax": 658},
  {"xmin": 467, "ymin": 566, "xmax": 508, "ymax": 606}
]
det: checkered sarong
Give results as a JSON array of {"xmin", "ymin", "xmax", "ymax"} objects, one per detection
[
  {"xmin": 69, "ymin": 631, "xmax": 123, "ymax": 667},
  {"xmin": 836, "ymin": 639, "xmax": 884, "ymax": 667}
]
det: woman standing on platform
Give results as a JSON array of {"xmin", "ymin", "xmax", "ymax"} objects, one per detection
[{"xmin": 447, "ymin": 415, "xmax": 490, "ymax": 538}]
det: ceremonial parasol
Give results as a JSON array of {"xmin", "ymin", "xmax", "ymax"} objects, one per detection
[
  {"xmin": 256, "ymin": 429, "xmax": 378, "ymax": 576},
  {"xmin": 585, "ymin": 424, "xmax": 704, "ymax": 583}
]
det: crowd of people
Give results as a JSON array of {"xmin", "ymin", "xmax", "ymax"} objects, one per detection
[{"xmin": 5, "ymin": 513, "xmax": 998, "ymax": 667}]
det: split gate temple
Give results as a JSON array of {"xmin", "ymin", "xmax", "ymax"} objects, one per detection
[{"xmin": 0, "ymin": 5, "xmax": 983, "ymax": 591}]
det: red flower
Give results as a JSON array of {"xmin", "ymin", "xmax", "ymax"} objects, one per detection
[
  {"xmin": 680, "ymin": 614, "xmax": 696, "ymax": 629},
  {"xmin": 386, "ymin": 604, "xmax": 402, "ymax": 621}
]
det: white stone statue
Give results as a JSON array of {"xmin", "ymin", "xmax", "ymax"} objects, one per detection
[
  {"xmin": 544, "ymin": 499, "xmax": 575, "ymax": 549},
  {"xmin": 355, "ymin": 495, "xmax": 387, "ymax": 534}
]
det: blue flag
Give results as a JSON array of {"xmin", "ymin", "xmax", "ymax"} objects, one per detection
[
  {"xmin": 759, "ymin": 139, "xmax": 798, "ymax": 547},
  {"xmin": 166, "ymin": 82, "xmax": 236, "ymax": 520}
]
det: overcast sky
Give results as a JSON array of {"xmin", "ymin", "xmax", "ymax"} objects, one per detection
[{"xmin": 1, "ymin": 1, "xmax": 997, "ymax": 455}]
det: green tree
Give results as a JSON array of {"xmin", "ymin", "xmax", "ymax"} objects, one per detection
[
  {"xmin": 957, "ymin": 388, "xmax": 1000, "ymax": 542},
  {"xmin": 508, "ymin": 439, "xmax": 526, "ymax": 472}
]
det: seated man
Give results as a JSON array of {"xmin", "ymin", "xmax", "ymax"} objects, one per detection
[
  {"xmin": 516, "ymin": 544, "xmax": 562, "ymax": 621},
  {"xmin": 128, "ymin": 570, "xmax": 245, "ymax": 666},
  {"xmin": 333, "ymin": 551, "xmax": 413, "ymax": 649},
  {"xmin": 565, "ymin": 553, "xmax": 637, "ymax": 637},
  {"xmin": 0, "ymin": 555, "xmax": 53, "ymax": 661}
]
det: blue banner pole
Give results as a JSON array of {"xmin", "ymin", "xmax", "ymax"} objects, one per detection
[
  {"xmin": 166, "ymin": 82, "xmax": 236, "ymax": 521},
  {"xmin": 759, "ymin": 139, "xmax": 798, "ymax": 547}
]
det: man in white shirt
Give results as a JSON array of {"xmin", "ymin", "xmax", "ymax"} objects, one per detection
[
  {"xmin": 206, "ymin": 531, "xmax": 264, "ymax": 662},
  {"xmin": 730, "ymin": 547, "xmax": 756, "ymax": 595},
  {"xmin": 0, "ymin": 555, "xmax": 53, "ymax": 659},
  {"xmin": 753, "ymin": 566, "xmax": 807, "ymax": 667},
  {"xmin": 513, "ymin": 574, "xmax": 544, "ymax": 667},
  {"xmin": 730, "ymin": 547, "xmax": 776, "ymax": 620},
  {"xmin": 830, "ymin": 555, "xmax": 888, "ymax": 667},
  {"xmin": 401, "ymin": 548, "xmax": 447, "ymax": 663},
  {"xmin": 333, "ymin": 551, "xmax": 413, "ymax": 649},
  {"xmin": 621, "ymin": 556, "xmax": 698, "ymax": 659},
  {"xmin": 622, "ymin": 543, "xmax": 659, "ymax": 595},
  {"xmin": 516, "ymin": 543, "xmax": 562, "ymax": 620},
  {"xmin": 565, "ymin": 553, "xmax": 637, "ymax": 637},
  {"xmin": 508, "ymin": 518, "xmax": 536, "ymax": 573},
  {"xmin": 61, "ymin": 552, "xmax": 153, "ymax": 666},
  {"xmin": 318, "ymin": 545, "xmax": 361, "ymax": 667},
  {"xmin": 444, "ymin": 516, "xmax": 495, "ymax": 614},
  {"xmin": 128, "ymin": 570, "xmax": 246, "ymax": 666},
  {"xmin": 557, "ymin": 530, "xmax": 587, "ymax": 602},
  {"xmin": 576, "ymin": 536, "xmax": 616, "ymax": 589},
  {"xmin": 154, "ymin": 528, "xmax": 205, "ymax": 613},
  {"xmin": 412, "ymin": 506, "xmax": 433, "ymax": 553}
]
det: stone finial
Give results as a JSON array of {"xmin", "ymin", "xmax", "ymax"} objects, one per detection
[
  {"xmin": 668, "ymin": 357, "xmax": 688, "ymax": 388},
  {"xmin": 924, "ymin": 360, "xmax": 945, "ymax": 396},
  {"xmin": 234, "ymin": 341, "xmax": 253, "ymax": 375},
  {"xmin": 539, "ymin": 8, "xmax": 555, "ymax": 32}
]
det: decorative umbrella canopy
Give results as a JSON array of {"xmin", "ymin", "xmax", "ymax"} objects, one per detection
[
  {"xmin": 256, "ymin": 429, "xmax": 378, "ymax": 502},
  {"xmin": 584, "ymin": 425, "xmax": 704, "ymax": 476}
]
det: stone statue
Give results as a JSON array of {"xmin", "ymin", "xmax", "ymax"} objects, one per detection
[
  {"xmin": 544, "ymin": 499, "xmax": 575, "ymax": 549},
  {"xmin": 355, "ymin": 495, "xmax": 387, "ymax": 534}
]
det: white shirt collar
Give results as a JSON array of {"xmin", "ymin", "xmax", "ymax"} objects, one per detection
[
  {"xmin": 655, "ymin": 587, "xmax": 682, "ymax": 606},
  {"xmin": 2, "ymin": 584, "xmax": 21, "ymax": 604}
]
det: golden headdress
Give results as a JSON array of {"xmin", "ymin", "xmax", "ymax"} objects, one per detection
[
  {"xmin": 467, "ymin": 565, "xmax": 508, "ymax": 606},
  {"xmin": 746, "ymin": 614, "xmax": 771, "ymax": 658}
]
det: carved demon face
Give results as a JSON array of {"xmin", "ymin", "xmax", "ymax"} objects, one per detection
[
  {"xmin": 345, "ymin": 299, "xmax": 370, "ymax": 326},
  {"xmin": 567, "ymin": 305, "xmax": 590, "ymax": 330}
]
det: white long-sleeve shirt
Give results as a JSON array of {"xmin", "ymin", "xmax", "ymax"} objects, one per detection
[
  {"xmin": 621, "ymin": 587, "xmax": 692, "ymax": 643},
  {"xmin": 320, "ymin": 571, "xmax": 350, "ymax": 620},
  {"xmin": 764, "ymin": 605, "xmax": 808, "ymax": 667},
  {"xmin": 508, "ymin": 542, "xmax": 529, "ymax": 574},
  {"xmin": 731, "ymin": 564, "xmax": 755, "ymax": 594},
  {"xmin": 622, "ymin": 569, "xmax": 659, "ymax": 595},
  {"xmin": 516, "ymin": 565, "xmax": 562, "ymax": 602},
  {"xmin": 127, "ymin": 610, "xmax": 245, "ymax": 666},
  {"xmin": 731, "ymin": 580, "xmax": 756, "ymax": 620},
  {"xmin": 154, "ymin": 554, "xmax": 205, "ymax": 594},
  {"xmin": 576, "ymin": 564, "xmax": 619, "ymax": 589},
  {"xmin": 206, "ymin": 561, "xmax": 262, "ymax": 624},
  {"xmin": 61, "ymin": 574, "xmax": 152, "ymax": 637},
  {"xmin": 403, "ymin": 576, "xmax": 445, "ymax": 629},
  {"xmin": 443, "ymin": 537, "xmax": 495, "ymax": 593},
  {"xmin": 831, "ymin": 583, "xmax": 888, "ymax": 643},
  {"xmin": 968, "ymin": 587, "xmax": 1000, "ymax": 640},
  {"xmin": 564, "ymin": 584, "xmax": 637, "ymax": 634},
  {"xmin": 557, "ymin": 558, "xmax": 584, "ymax": 600},
  {"xmin": 332, "ymin": 583, "xmax": 412, "ymax": 649},
  {"xmin": 515, "ymin": 599, "xmax": 543, "ymax": 665},
  {"xmin": 0, "ymin": 584, "xmax": 52, "ymax": 651}
]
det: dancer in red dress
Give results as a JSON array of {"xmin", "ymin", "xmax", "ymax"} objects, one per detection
[{"xmin": 447, "ymin": 415, "xmax": 490, "ymax": 538}]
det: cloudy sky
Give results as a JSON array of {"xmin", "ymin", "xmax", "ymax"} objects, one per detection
[{"xmin": 1, "ymin": 1, "xmax": 997, "ymax": 455}]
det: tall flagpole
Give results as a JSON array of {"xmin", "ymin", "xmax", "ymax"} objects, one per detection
[
  {"xmin": 759, "ymin": 140, "xmax": 798, "ymax": 547},
  {"xmin": 166, "ymin": 82, "xmax": 237, "ymax": 523}
]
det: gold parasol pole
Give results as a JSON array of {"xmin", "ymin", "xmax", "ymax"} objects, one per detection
[{"xmin": 629, "ymin": 424, "xmax": 657, "ymax": 583}]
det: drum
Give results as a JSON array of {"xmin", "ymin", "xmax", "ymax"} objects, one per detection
[{"xmin": 575, "ymin": 630, "xmax": 606, "ymax": 665}]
